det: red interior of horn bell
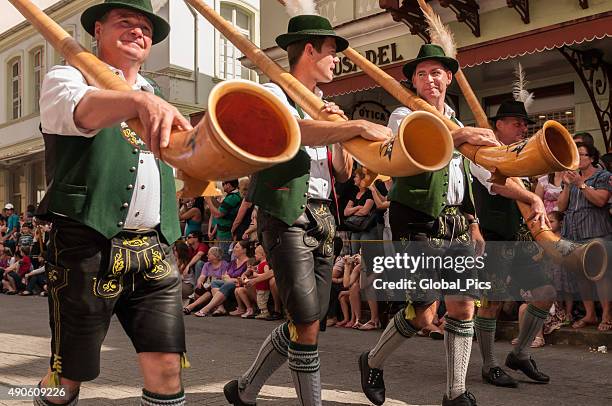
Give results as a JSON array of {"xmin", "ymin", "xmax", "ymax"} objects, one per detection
[{"xmin": 216, "ymin": 92, "xmax": 288, "ymax": 158}]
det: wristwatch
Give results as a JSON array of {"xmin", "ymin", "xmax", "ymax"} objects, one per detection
[
  {"xmin": 579, "ymin": 183, "xmax": 587, "ymax": 190},
  {"xmin": 468, "ymin": 218, "xmax": 480, "ymax": 225}
]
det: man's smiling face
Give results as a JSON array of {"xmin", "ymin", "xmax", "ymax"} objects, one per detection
[{"xmin": 95, "ymin": 9, "xmax": 153, "ymax": 64}]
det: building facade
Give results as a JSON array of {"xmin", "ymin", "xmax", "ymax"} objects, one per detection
[
  {"xmin": 0, "ymin": 0, "xmax": 260, "ymax": 213},
  {"xmin": 255, "ymin": 0, "xmax": 612, "ymax": 153}
]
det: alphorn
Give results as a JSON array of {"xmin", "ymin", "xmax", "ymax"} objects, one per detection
[
  {"xmin": 8, "ymin": 0, "xmax": 301, "ymax": 197},
  {"xmin": 276, "ymin": 0, "xmax": 578, "ymax": 180},
  {"xmin": 415, "ymin": 0, "xmax": 606, "ymax": 282},
  {"xmin": 184, "ymin": 0, "xmax": 455, "ymax": 178}
]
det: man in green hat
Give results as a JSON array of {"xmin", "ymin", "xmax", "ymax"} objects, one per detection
[
  {"xmin": 223, "ymin": 14, "xmax": 392, "ymax": 406},
  {"xmin": 358, "ymin": 44, "xmax": 499, "ymax": 406},
  {"xmin": 471, "ymin": 99, "xmax": 554, "ymax": 388},
  {"xmin": 36, "ymin": 1, "xmax": 191, "ymax": 405}
]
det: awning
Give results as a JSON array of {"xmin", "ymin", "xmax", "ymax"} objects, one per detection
[
  {"xmin": 459, "ymin": 11, "xmax": 612, "ymax": 67},
  {"xmin": 320, "ymin": 11, "xmax": 612, "ymax": 97}
]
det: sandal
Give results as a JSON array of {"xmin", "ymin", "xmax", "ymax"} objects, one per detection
[
  {"xmin": 352, "ymin": 320, "xmax": 363, "ymax": 329},
  {"xmin": 182, "ymin": 307, "xmax": 192, "ymax": 315},
  {"xmin": 335, "ymin": 320, "xmax": 348, "ymax": 328},
  {"xmin": 229, "ymin": 308, "xmax": 246, "ymax": 316},
  {"xmin": 241, "ymin": 309, "xmax": 255, "ymax": 319},
  {"xmin": 358, "ymin": 320, "xmax": 381, "ymax": 331},
  {"xmin": 597, "ymin": 320, "xmax": 612, "ymax": 332},
  {"xmin": 530, "ymin": 336, "xmax": 545, "ymax": 348},
  {"xmin": 572, "ymin": 318, "xmax": 598, "ymax": 329},
  {"xmin": 194, "ymin": 310, "xmax": 210, "ymax": 317},
  {"xmin": 511, "ymin": 337, "xmax": 519, "ymax": 345},
  {"xmin": 212, "ymin": 308, "xmax": 227, "ymax": 317}
]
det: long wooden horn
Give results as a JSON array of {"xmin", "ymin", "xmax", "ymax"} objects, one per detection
[
  {"xmin": 416, "ymin": 0, "xmax": 606, "ymax": 282},
  {"xmin": 8, "ymin": 0, "xmax": 301, "ymax": 197},
  {"xmin": 280, "ymin": 0, "xmax": 577, "ymax": 180},
  {"xmin": 184, "ymin": 0, "xmax": 455, "ymax": 178}
]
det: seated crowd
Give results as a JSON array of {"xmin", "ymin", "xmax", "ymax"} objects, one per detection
[{"xmin": 2, "ymin": 133, "xmax": 611, "ymax": 342}]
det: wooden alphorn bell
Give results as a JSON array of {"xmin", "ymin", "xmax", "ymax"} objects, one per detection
[
  {"xmin": 184, "ymin": 0, "xmax": 456, "ymax": 180},
  {"xmin": 415, "ymin": 0, "xmax": 607, "ymax": 282}
]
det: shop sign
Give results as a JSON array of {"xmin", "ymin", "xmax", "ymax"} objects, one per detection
[
  {"xmin": 352, "ymin": 101, "xmax": 391, "ymax": 125},
  {"xmin": 334, "ymin": 42, "xmax": 404, "ymax": 76}
]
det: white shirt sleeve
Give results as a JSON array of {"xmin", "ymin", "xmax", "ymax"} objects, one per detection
[
  {"xmin": 40, "ymin": 65, "xmax": 100, "ymax": 137},
  {"xmin": 469, "ymin": 161, "xmax": 496, "ymax": 195},
  {"xmin": 262, "ymin": 82, "xmax": 302, "ymax": 119},
  {"xmin": 387, "ymin": 106, "xmax": 412, "ymax": 135}
]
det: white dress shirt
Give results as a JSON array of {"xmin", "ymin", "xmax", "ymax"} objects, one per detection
[
  {"xmin": 387, "ymin": 104, "xmax": 466, "ymax": 205},
  {"xmin": 40, "ymin": 64, "xmax": 161, "ymax": 229},
  {"xmin": 263, "ymin": 82, "xmax": 332, "ymax": 200}
]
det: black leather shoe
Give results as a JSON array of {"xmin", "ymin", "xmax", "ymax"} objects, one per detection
[
  {"xmin": 482, "ymin": 366, "xmax": 518, "ymax": 388},
  {"xmin": 442, "ymin": 391, "xmax": 477, "ymax": 406},
  {"xmin": 358, "ymin": 351, "xmax": 385, "ymax": 406},
  {"xmin": 223, "ymin": 380, "xmax": 256, "ymax": 406},
  {"xmin": 505, "ymin": 352, "xmax": 550, "ymax": 383}
]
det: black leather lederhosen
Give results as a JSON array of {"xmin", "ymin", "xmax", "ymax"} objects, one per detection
[{"xmin": 45, "ymin": 216, "xmax": 185, "ymax": 382}]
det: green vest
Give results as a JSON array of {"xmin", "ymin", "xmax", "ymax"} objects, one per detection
[
  {"xmin": 38, "ymin": 81, "xmax": 180, "ymax": 244},
  {"xmin": 388, "ymin": 156, "xmax": 476, "ymax": 218},
  {"xmin": 472, "ymin": 178, "xmax": 522, "ymax": 240},
  {"xmin": 250, "ymin": 148, "xmax": 312, "ymax": 226}
]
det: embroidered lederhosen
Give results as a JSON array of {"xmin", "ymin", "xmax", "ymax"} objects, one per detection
[
  {"xmin": 46, "ymin": 218, "xmax": 186, "ymax": 383},
  {"xmin": 94, "ymin": 230, "xmax": 173, "ymax": 298},
  {"xmin": 388, "ymin": 203, "xmax": 478, "ymax": 307}
]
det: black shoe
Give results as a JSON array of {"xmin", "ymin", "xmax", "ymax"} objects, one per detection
[
  {"xmin": 482, "ymin": 366, "xmax": 518, "ymax": 388},
  {"xmin": 266, "ymin": 311, "xmax": 283, "ymax": 321},
  {"xmin": 358, "ymin": 351, "xmax": 385, "ymax": 406},
  {"xmin": 223, "ymin": 380, "xmax": 256, "ymax": 406},
  {"xmin": 505, "ymin": 352, "xmax": 550, "ymax": 383},
  {"xmin": 442, "ymin": 391, "xmax": 477, "ymax": 406}
]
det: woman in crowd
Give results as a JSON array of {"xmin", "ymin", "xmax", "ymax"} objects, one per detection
[
  {"xmin": 183, "ymin": 247, "xmax": 228, "ymax": 315},
  {"xmin": 174, "ymin": 241, "xmax": 194, "ymax": 306},
  {"xmin": 2, "ymin": 247, "xmax": 31, "ymax": 294},
  {"xmin": 336, "ymin": 254, "xmax": 381, "ymax": 330},
  {"xmin": 194, "ymin": 240, "xmax": 250, "ymax": 317},
  {"xmin": 180, "ymin": 197, "xmax": 204, "ymax": 238},
  {"xmin": 344, "ymin": 167, "xmax": 377, "ymax": 256},
  {"xmin": 535, "ymin": 172, "xmax": 564, "ymax": 213},
  {"xmin": 233, "ymin": 245, "xmax": 276, "ymax": 319},
  {"xmin": 558, "ymin": 142, "xmax": 612, "ymax": 331}
]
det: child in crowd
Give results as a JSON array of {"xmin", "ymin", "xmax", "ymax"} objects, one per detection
[
  {"xmin": 2, "ymin": 247, "xmax": 31, "ymax": 294},
  {"xmin": 254, "ymin": 245, "xmax": 271, "ymax": 320}
]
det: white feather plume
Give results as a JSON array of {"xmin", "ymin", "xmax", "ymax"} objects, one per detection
[
  {"xmin": 512, "ymin": 62, "xmax": 535, "ymax": 112},
  {"xmin": 151, "ymin": 0, "xmax": 169, "ymax": 14},
  {"xmin": 284, "ymin": 0, "xmax": 319, "ymax": 17},
  {"xmin": 418, "ymin": 0, "xmax": 456, "ymax": 58}
]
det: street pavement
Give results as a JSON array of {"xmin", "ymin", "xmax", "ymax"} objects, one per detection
[{"xmin": 0, "ymin": 294, "xmax": 610, "ymax": 405}]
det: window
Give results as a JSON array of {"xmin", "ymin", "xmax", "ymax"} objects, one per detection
[
  {"xmin": 31, "ymin": 47, "xmax": 44, "ymax": 113},
  {"xmin": 528, "ymin": 109, "xmax": 575, "ymax": 137},
  {"xmin": 56, "ymin": 28, "xmax": 74, "ymax": 65},
  {"xmin": 219, "ymin": 4, "xmax": 253, "ymax": 80},
  {"xmin": 8, "ymin": 57, "xmax": 22, "ymax": 120},
  {"xmin": 90, "ymin": 34, "xmax": 98, "ymax": 56}
]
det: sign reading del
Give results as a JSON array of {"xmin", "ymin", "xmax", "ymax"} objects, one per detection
[
  {"xmin": 352, "ymin": 101, "xmax": 391, "ymax": 126},
  {"xmin": 334, "ymin": 42, "xmax": 404, "ymax": 76}
]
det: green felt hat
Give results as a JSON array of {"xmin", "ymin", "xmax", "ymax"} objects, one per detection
[
  {"xmin": 402, "ymin": 44, "xmax": 459, "ymax": 79},
  {"xmin": 276, "ymin": 15, "xmax": 348, "ymax": 52},
  {"xmin": 81, "ymin": 0, "xmax": 170, "ymax": 45},
  {"xmin": 490, "ymin": 100, "xmax": 535, "ymax": 124}
]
